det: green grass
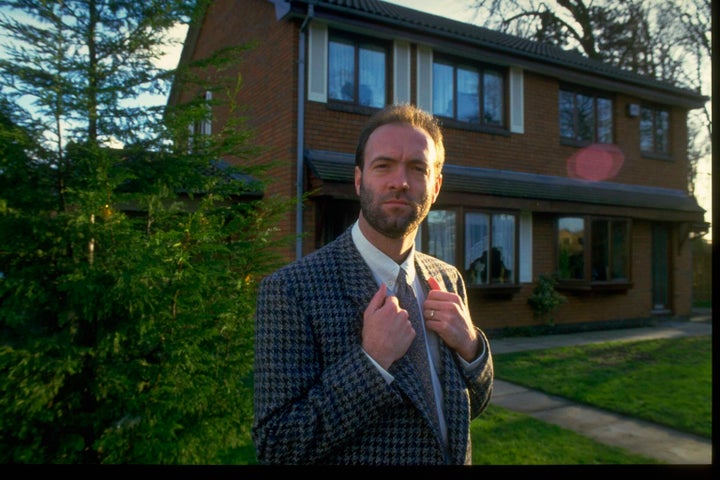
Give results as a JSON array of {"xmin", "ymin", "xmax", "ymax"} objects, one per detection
[
  {"xmin": 233, "ymin": 334, "xmax": 710, "ymax": 464},
  {"xmin": 492, "ymin": 335, "xmax": 712, "ymax": 438},
  {"xmin": 470, "ymin": 405, "xmax": 660, "ymax": 464}
]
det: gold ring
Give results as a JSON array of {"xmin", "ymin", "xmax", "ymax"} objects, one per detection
[{"xmin": 430, "ymin": 309, "xmax": 435, "ymax": 319}]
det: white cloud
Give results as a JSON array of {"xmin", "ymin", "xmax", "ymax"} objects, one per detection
[{"xmin": 156, "ymin": 22, "xmax": 189, "ymax": 70}]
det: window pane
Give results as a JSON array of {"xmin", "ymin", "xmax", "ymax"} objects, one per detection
[
  {"xmin": 559, "ymin": 90, "xmax": 575, "ymax": 138},
  {"xmin": 433, "ymin": 62, "xmax": 454, "ymax": 117},
  {"xmin": 465, "ymin": 212, "xmax": 489, "ymax": 285},
  {"xmin": 657, "ymin": 110, "xmax": 669, "ymax": 153},
  {"xmin": 457, "ymin": 66, "xmax": 479, "ymax": 122},
  {"xmin": 610, "ymin": 220, "xmax": 628, "ymax": 279},
  {"xmin": 492, "ymin": 213, "xmax": 515, "ymax": 283},
  {"xmin": 483, "ymin": 70, "xmax": 504, "ymax": 125},
  {"xmin": 427, "ymin": 209, "xmax": 455, "ymax": 264},
  {"xmin": 328, "ymin": 40, "xmax": 355, "ymax": 102},
  {"xmin": 597, "ymin": 97, "xmax": 613, "ymax": 143},
  {"xmin": 591, "ymin": 220, "xmax": 609, "ymax": 281},
  {"xmin": 359, "ymin": 46, "xmax": 385, "ymax": 107},
  {"xmin": 640, "ymin": 107, "xmax": 654, "ymax": 151},
  {"xmin": 576, "ymin": 93, "xmax": 594, "ymax": 141},
  {"xmin": 558, "ymin": 217, "xmax": 584, "ymax": 280}
]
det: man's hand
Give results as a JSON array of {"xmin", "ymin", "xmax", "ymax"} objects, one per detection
[
  {"xmin": 423, "ymin": 277, "xmax": 479, "ymax": 362},
  {"xmin": 361, "ymin": 283, "xmax": 415, "ymax": 370}
]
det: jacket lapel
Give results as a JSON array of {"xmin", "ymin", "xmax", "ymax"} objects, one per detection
[
  {"xmin": 333, "ymin": 229, "xmax": 378, "ymax": 310},
  {"xmin": 416, "ymin": 257, "xmax": 471, "ymax": 463}
]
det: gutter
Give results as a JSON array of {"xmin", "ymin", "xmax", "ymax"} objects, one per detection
[{"xmin": 295, "ymin": 4, "xmax": 314, "ymax": 260}]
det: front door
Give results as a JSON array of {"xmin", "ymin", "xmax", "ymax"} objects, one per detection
[{"xmin": 651, "ymin": 223, "xmax": 670, "ymax": 311}]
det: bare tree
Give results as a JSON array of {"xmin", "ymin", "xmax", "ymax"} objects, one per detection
[{"xmin": 469, "ymin": 0, "xmax": 711, "ymax": 195}]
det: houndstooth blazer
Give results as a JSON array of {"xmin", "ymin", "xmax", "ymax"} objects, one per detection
[{"xmin": 252, "ymin": 227, "xmax": 494, "ymax": 465}]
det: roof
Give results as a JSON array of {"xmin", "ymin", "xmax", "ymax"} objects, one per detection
[
  {"xmin": 305, "ymin": 149, "xmax": 705, "ymax": 217},
  {"xmin": 278, "ymin": 0, "xmax": 707, "ymax": 109}
]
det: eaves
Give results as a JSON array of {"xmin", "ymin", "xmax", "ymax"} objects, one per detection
[{"xmin": 305, "ymin": 149, "xmax": 705, "ymax": 222}]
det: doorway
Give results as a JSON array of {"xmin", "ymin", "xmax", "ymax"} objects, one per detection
[{"xmin": 651, "ymin": 223, "xmax": 670, "ymax": 312}]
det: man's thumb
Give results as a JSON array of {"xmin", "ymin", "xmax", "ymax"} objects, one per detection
[{"xmin": 368, "ymin": 283, "xmax": 388, "ymax": 310}]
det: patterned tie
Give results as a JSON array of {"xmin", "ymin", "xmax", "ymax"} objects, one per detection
[{"xmin": 396, "ymin": 267, "xmax": 439, "ymax": 428}]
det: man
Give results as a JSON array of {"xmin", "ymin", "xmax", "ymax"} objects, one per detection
[{"xmin": 252, "ymin": 104, "xmax": 493, "ymax": 465}]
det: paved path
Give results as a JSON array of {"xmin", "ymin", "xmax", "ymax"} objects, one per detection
[{"xmin": 488, "ymin": 313, "xmax": 713, "ymax": 465}]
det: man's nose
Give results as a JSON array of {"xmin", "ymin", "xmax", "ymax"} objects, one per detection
[{"xmin": 389, "ymin": 167, "xmax": 410, "ymax": 190}]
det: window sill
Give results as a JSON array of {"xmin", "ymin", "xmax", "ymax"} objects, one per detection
[
  {"xmin": 557, "ymin": 281, "xmax": 633, "ymax": 293},
  {"xmin": 437, "ymin": 118, "xmax": 510, "ymax": 136},
  {"xmin": 326, "ymin": 101, "xmax": 379, "ymax": 116},
  {"xmin": 468, "ymin": 284, "xmax": 522, "ymax": 299},
  {"xmin": 559, "ymin": 138, "xmax": 616, "ymax": 148},
  {"xmin": 641, "ymin": 151, "xmax": 673, "ymax": 162}
]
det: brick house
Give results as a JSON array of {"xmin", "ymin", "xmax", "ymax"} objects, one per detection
[{"xmin": 169, "ymin": 0, "xmax": 708, "ymax": 333}]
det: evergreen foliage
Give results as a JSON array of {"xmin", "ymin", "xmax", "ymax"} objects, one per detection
[
  {"xmin": 0, "ymin": 0, "xmax": 292, "ymax": 463},
  {"xmin": 527, "ymin": 274, "xmax": 567, "ymax": 326}
]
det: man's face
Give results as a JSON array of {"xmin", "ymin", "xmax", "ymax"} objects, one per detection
[{"xmin": 355, "ymin": 123, "xmax": 442, "ymax": 239}]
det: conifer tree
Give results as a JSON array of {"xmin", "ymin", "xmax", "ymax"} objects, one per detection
[{"xmin": 0, "ymin": 0, "xmax": 291, "ymax": 463}]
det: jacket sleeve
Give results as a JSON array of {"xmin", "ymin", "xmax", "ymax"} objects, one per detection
[
  {"xmin": 462, "ymin": 329, "xmax": 494, "ymax": 419},
  {"xmin": 251, "ymin": 269, "xmax": 404, "ymax": 464}
]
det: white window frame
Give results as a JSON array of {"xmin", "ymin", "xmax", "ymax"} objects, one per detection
[
  {"xmin": 307, "ymin": 23, "xmax": 328, "ymax": 103},
  {"xmin": 393, "ymin": 40, "xmax": 411, "ymax": 104}
]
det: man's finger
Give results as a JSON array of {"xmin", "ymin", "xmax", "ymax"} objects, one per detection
[{"xmin": 427, "ymin": 277, "xmax": 444, "ymax": 292}]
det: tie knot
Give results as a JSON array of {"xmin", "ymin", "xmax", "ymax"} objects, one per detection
[
  {"xmin": 396, "ymin": 268, "xmax": 414, "ymax": 296},
  {"xmin": 395, "ymin": 268, "xmax": 415, "ymax": 301},
  {"xmin": 397, "ymin": 267, "xmax": 408, "ymax": 285}
]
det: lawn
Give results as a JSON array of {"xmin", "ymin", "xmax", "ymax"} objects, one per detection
[
  {"xmin": 491, "ymin": 335, "xmax": 712, "ymax": 438},
  {"xmin": 470, "ymin": 404, "xmax": 660, "ymax": 464}
]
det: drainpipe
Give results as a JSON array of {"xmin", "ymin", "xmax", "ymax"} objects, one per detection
[{"xmin": 296, "ymin": 5, "xmax": 314, "ymax": 260}]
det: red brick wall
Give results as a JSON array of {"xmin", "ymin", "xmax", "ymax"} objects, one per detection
[
  {"xmin": 189, "ymin": 0, "xmax": 300, "ymax": 263},
  {"xmin": 302, "ymin": 69, "xmax": 691, "ymax": 192}
]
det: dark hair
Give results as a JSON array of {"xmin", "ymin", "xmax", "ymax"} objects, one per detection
[{"xmin": 354, "ymin": 103, "xmax": 445, "ymax": 174}]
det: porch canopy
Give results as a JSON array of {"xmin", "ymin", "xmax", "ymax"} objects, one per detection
[{"xmin": 305, "ymin": 149, "xmax": 707, "ymax": 230}]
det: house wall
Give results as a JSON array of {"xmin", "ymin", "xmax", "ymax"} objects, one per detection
[
  {"xmin": 304, "ymin": 67, "xmax": 691, "ymax": 191},
  {"xmin": 183, "ymin": 0, "xmax": 300, "ymax": 264},
  {"xmin": 187, "ymin": 0, "xmax": 698, "ymax": 329}
]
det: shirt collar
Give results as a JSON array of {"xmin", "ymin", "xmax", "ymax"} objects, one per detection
[{"xmin": 351, "ymin": 221, "xmax": 416, "ymax": 294}]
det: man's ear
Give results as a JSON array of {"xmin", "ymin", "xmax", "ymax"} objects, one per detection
[
  {"xmin": 432, "ymin": 173, "xmax": 443, "ymax": 203},
  {"xmin": 354, "ymin": 166, "xmax": 362, "ymax": 195}
]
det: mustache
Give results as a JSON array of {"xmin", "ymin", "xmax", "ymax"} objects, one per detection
[{"xmin": 383, "ymin": 191, "xmax": 413, "ymax": 202}]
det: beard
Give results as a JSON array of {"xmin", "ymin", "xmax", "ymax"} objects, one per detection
[{"xmin": 359, "ymin": 180, "xmax": 432, "ymax": 239}]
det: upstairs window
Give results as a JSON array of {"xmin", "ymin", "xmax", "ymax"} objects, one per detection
[
  {"xmin": 432, "ymin": 57, "xmax": 505, "ymax": 127},
  {"xmin": 559, "ymin": 88, "xmax": 613, "ymax": 144},
  {"xmin": 557, "ymin": 216, "xmax": 631, "ymax": 287},
  {"xmin": 328, "ymin": 32, "xmax": 387, "ymax": 108},
  {"xmin": 640, "ymin": 105, "xmax": 670, "ymax": 156},
  {"xmin": 188, "ymin": 90, "xmax": 212, "ymax": 153}
]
